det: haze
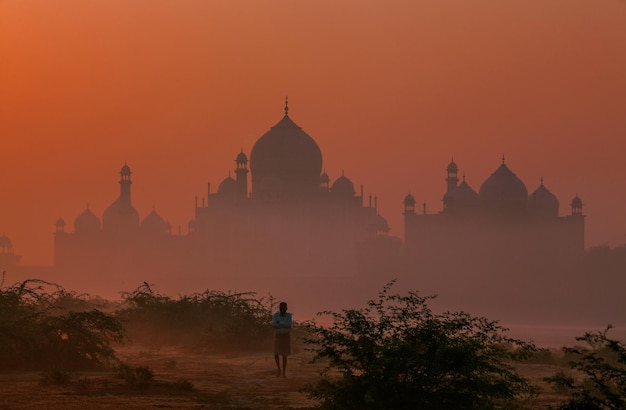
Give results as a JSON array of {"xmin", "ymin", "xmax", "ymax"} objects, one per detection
[{"xmin": 1, "ymin": 0, "xmax": 625, "ymax": 310}]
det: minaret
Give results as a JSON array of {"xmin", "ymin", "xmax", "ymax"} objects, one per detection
[
  {"xmin": 569, "ymin": 194, "xmax": 585, "ymax": 252},
  {"xmin": 119, "ymin": 162, "xmax": 132, "ymax": 209},
  {"xmin": 403, "ymin": 193, "xmax": 416, "ymax": 215},
  {"xmin": 571, "ymin": 195, "xmax": 583, "ymax": 216},
  {"xmin": 446, "ymin": 159, "xmax": 459, "ymax": 193},
  {"xmin": 55, "ymin": 218, "xmax": 65, "ymax": 233},
  {"xmin": 320, "ymin": 170, "xmax": 330, "ymax": 193},
  {"xmin": 235, "ymin": 149, "xmax": 248, "ymax": 201},
  {"xmin": 102, "ymin": 162, "xmax": 139, "ymax": 232}
]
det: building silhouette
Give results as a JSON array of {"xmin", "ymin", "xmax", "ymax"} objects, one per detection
[
  {"xmin": 403, "ymin": 156, "xmax": 585, "ymax": 261},
  {"xmin": 399, "ymin": 157, "xmax": 587, "ymax": 320},
  {"xmin": 53, "ymin": 100, "xmax": 400, "ymax": 295},
  {"xmin": 5, "ymin": 101, "xmax": 626, "ymax": 324}
]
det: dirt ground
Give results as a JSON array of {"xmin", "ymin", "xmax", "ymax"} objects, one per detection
[{"xmin": 0, "ymin": 345, "xmax": 570, "ymax": 409}]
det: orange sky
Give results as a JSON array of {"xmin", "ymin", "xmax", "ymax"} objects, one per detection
[{"xmin": 1, "ymin": 0, "xmax": 626, "ymax": 266}]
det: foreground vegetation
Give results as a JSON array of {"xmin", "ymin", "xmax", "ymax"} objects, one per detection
[
  {"xmin": 117, "ymin": 281, "xmax": 274, "ymax": 350},
  {"xmin": 1, "ymin": 277, "xmax": 624, "ymax": 409},
  {"xmin": 302, "ymin": 281, "xmax": 539, "ymax": 409},
  {"xmin": 0, "ymin": 279, "xmax": 275, "ymax": 371},
  {"xmin": 545, "ymin": 325, "xmax": 626, "ymax": 409},
  {"xmin": 0, "ymin": 279, "xmax": 124, "ymax": 370}
]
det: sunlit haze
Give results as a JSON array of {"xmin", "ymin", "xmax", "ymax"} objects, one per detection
[{"xmin": 2, "ymin": 0, "xmax": 625, "ymax": 269}]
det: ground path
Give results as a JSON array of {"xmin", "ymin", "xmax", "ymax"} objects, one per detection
[{"xmin": 0, "ymin": 345, "xmax": 569, "ymax": 409}]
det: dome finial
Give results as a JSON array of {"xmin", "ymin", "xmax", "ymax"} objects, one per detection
[
  {"xmin": 540, "ymin": 176, "xmax": 544, "ymax": 185},
  {"xmin": 501, "ymin": 154, "xmax": 505, "ymax": 164},
  {"xmin": 284, "ymin": 95, "xmax": 289, "ymax": 116}
]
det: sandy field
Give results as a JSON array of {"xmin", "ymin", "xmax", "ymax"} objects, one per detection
[{"xmin": 0, "ymin": 343, "xmax": 572, "ymax": 410}]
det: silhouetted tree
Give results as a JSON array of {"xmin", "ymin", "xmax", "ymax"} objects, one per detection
[
  {"xmin": 302, "ymin": 281, "xmax": 538, "ymax": 410},
  {"xmin": 0, "ymin": 279, "xmax": 124, "ymax": 370},
  {"xmin": 546, "ymin": 325, "xmax": 626, "ymax": 409}
]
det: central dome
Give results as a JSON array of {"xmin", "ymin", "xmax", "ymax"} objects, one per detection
[
  {"xmin": 251, "ymin": 115, "xmax": 322, "ymax": 176},
  {"xmin": 477, "ymin": 160, "xmax": 530, "ymax": 216},
  {"xmin": 250, "ymin": 112, "xmax": 323, "ymax": 199},
  {"xmin": 479, "ymin": 163, "xmax": 528, "ymax": 203}
]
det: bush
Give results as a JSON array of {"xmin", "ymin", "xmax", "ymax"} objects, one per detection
[
  {"xmin": 302, "ymin": 281, "xmax": 538, "ymax": 410},
  {"xmin": 118, "ymin": 363, "xmax": 154, "ymax": 387},
  {"xmin": 546, "ymin": 325, "xmax": 626, "ymax": 409},
  {"xmin": 118, "ymin": 282, "xmax": 273, "ymax": 350},
  {"xmin": 42, "ymin": 309, "xmax": 126, "ymax": 369},
  {"xmin": 0, "ymin": 279, "xmax": 125, "ymax": 370},
  {"xmin": 41, "ymin": 367, "xmax": 72, "ymax": 385}
]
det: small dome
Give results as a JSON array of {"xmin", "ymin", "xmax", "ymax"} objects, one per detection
[
  {"xmin": 218, "ymin": 175, "xmax": 237, "ymax": 195},
  {"xmin": 367, "ymin": 214, "xmax": 390, "ymax": 234},
  {"xmin": 404, "ymin": 193, "xmax": 416, "ymax": 206},
  {"xmin": 375, "ymin": 214, "xmax": 389, "ymax": 230},
  {"xmin": 479, "ymin": 162, "xmax": 528, "ymax": 204},
  {"xmin": 331, "ymin": 174, "xmax": 355, "ymax": 195},
  {"xmin": 447, "ymin": 160, "xmax": 458, "ymax": 173},
  {"xmin": 121, "ymin": 163, "xmax": 131, "ymax": 175},
  {"xmin": 451, "ymin": 181, "xmax": 480, "ymax": 205},
  {"xmin": 528, "ymin": 182, "xmax": 559, "ymax": 217},
  {"xmin": 56, "ymin": 218, "xmax": 65, "ymax": 228},
  {"xmin": 141, "ymin": 209, "xmax": 168, "ymax": 234},
  {"xmin": 236, "ymin": 150, "xmax": 248, "ymax": 164},
  {"xmin": 320, "ymin": 171, "xmax": 330, "ymax": 184},
  {"xmin": 0, "ymin": 234, "xmax": 12, "ymax": 249},
  {"xmin": 571, "ymin": 195, "xmax": 583, "ymax": 208},
  {"xmin": 75, "ymin": 208, "xmax": 101, "ymax": 234}
]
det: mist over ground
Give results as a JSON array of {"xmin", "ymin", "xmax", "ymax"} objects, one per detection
[{"xmin": 1, "ymin": 0, "xmax": 625, "ymax": 353}]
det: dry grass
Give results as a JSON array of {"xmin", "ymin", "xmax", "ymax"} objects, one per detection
[
  {"xmin": 0, "ymin": 345, "xmax": 571, "ymax": 409},
  {"xmin": 0, "ymin": 345, "xmax": 321, "ymax": 409}
]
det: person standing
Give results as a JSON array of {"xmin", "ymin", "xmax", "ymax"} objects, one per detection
[{"xmin": 272, "ymin": 302, "xmax": 292, "ymax": 377}]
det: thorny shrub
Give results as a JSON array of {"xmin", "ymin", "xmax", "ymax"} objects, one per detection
[
  {"xmin": 546, "ymin": 325, "xmax": 626, "ymax": 410},
  {"xmin": 302, "ymin": 281, "xmax": 538, "ymax": 410},
  {"xmin": 0, "ymin": 279, "xmax": 125, "ymax": 370},
  {"xmin": 117, "ymin": 282, "xmax": 274, "ymax": 350}
]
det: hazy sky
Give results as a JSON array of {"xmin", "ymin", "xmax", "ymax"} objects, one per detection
[{"xmin": 1, "ymin": 0, "xmax": 625, "ymax": 266}]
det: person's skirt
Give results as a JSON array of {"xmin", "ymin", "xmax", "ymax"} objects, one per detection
[{"xmin": 274, "ymin": 333, "xmax": 291, "ymax": 356}]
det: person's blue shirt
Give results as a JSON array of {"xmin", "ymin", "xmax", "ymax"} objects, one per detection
[{"xmin": 272, "ymin": 312, "xmax": 292, "ymax": 335}]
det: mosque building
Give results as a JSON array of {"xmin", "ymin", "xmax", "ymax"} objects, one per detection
[
  {"xmin": 400, "ymin": 157, "xmax": 586, "ymax": 314},
  {"xmin": 53, "ymin": 100, "xmax": 400, "ymax": 294},
  {"xmin": 8, "ymin": 102, "xmax": 623, "ymax": 323},
  {"xmin": 403, "ymin": 157, "xmax": 585, "ymax": 258}
]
